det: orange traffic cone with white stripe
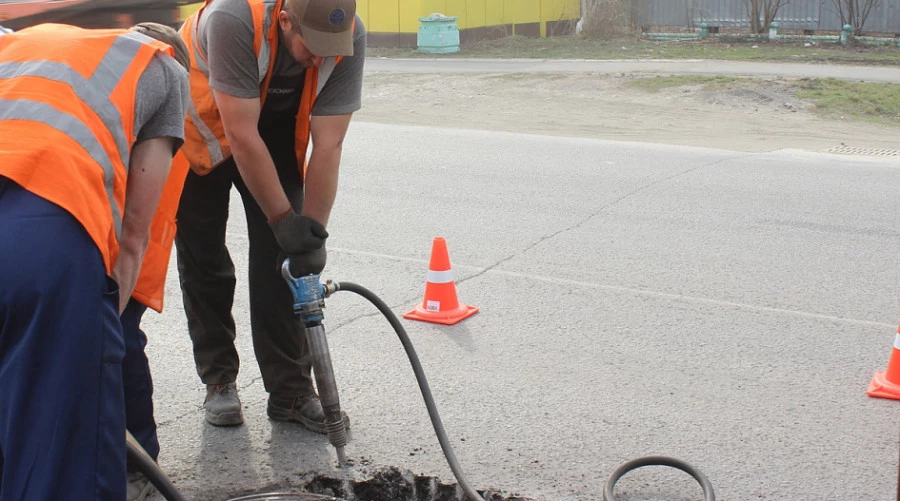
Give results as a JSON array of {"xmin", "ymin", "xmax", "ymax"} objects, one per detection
[
  {"xmin": 403, "ymin": 237, "xmax": 478, "ymax": 325},
  {"xmin": 867, "ymin": 324, "xmax": 900, "ymax": 400}
]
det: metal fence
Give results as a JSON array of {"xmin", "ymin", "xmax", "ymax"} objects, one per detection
[{"xmin": 632, "ymin": 0, "xmax": 900, "ymax": 34}]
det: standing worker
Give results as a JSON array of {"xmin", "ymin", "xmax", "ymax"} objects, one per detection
[
  {"xmin": 0, "ymin": 22, "xmax": 189, "ymax": 500},
  {"xmin": 175, "ymin": 0, "xmax": 366, "ymax": 430}
]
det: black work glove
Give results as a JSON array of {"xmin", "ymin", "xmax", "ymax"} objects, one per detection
[
  {"xmin": 267, "ymin": 210, "xmax": 328, "ymax": 255},
  {"xmin": 279, "ymin": 247, "xmax": 328, "ymax": 277}
]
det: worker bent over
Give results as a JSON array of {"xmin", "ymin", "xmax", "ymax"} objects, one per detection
[
  {"xmin": 174, "ymin": 0, "xmax": 366, "ymax": 429},
  {"xmin": 0, "ymin": 22, "xmax": 189, "ymax": 500}
]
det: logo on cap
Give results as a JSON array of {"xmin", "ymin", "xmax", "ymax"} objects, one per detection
[{"xmin": 328, "ymin": 8, "xmax": 345, "ymax": 26}]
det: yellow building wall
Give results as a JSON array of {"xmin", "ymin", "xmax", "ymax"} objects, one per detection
[
  {"xmin": 398, "ymin": 0, "xmax": 422, "ymax": 32},
  {"xmin": 444, "ymin": 0, "xmax": 466, "ymax": 28},
  {"xmin": 421, "ymin": 0, "xmax": 447, "ymax": 19},
  {"xmin": 368, "ymin": 0, "xmax": 401, "ymax": 31},
  {"xmin": 357, "ymin": 0, "xmax": 370, "ymax": 25},
  {"xmin": 466, "ymin": 0, "xmax": 486, "ymax": 29},
  {"xmin": 177, "ymin": 0, "xmax": 580, "ymax": 39},
  {"xmin": 178, "ymin": 2, "xmax": 201, "ymax": 22},
  {"xmin": 484, "ymin": 0, "xmax": 504, "ymax": 27},
  {"xmin": 511, "ymin": 0, "xmax": 540, "ymax": 26},
  {"xmin": 360, "ymin": 0, "xmax": 578, "ymax": 35}
]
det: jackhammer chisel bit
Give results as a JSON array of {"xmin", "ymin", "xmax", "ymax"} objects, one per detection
[{"xmin": 281, "ymin": 260, "xmax": 348, "ymax": 466}]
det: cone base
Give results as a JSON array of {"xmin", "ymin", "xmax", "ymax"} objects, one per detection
[
  {"xmin": 403, "ymin": 304, "xmax": 479, "ymax": 325},
  {"xmin": 867, "ymin": 371, "xmax": 900, "ymax": 400}
]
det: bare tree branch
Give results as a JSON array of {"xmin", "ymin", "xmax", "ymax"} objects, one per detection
[
  {"xmin": 858, "ymin": 0, "xmax": 879, "ymax": 35},
  {"xmin": 832, "ymin": 0, "xmax": 881, "ymax": 36},
  {"xmin": 744, "ymin": 0, "xmax": 790, "ymax": 34}
]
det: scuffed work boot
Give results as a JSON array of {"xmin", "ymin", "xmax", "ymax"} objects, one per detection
[
  {"xmin": 204, "ymin": 382, "xmax": 243, "ymax": 426},
  {"xmin": 267, "ymin": 393, "xmax": 349, "ymax": 434}
]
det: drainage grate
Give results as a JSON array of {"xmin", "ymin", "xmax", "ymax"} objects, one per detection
[{"xmin": 825, "ymin": 145, "xmax": 900, "ymax": 157}]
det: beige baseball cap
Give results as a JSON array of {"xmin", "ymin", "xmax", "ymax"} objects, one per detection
[{"xmin": 288, "ymin": 0, "xmax": 356, "ymax": 57}]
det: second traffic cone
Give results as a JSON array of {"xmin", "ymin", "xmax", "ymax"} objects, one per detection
[
  {"xmin": 867, "ymin": 325, "xmax": 900, "ymax": 400},
  {"xmin": 404, "ymin": 237, "xmax": 478, "ymax": 325}
]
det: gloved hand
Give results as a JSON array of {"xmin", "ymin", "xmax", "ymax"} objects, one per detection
[
  {"xmin": 279, "ymin": 247, "xmax": 328, "ymax": 277},
  {"xmin": 268, "ymin": 210, "xmax": 328, "ymax": 255}
]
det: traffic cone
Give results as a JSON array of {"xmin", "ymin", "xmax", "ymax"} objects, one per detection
[
  {"xmin": 867, "ymin": 325, "xmax": 900, "ymax": 400},
  {"xmin": 403, "ymin": 237, "xmax": 478, "ymax": 325}
]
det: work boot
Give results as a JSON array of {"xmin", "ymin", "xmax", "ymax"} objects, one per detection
[
  {"xmin": 126, "ymin": 471, "xmax": 154, "ymax": 501},
  {"xmin": 204, "ymin": 382, "xmax": 243, "ymax": 426},
  {"xmin": 267, "ymin": 393, "xmax": 350, "ymax": 434}
]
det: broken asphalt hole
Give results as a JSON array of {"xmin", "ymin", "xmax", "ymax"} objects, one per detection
[{"xmin": 226, "ymin": 466, "xmax": 536, "ymax": 501}]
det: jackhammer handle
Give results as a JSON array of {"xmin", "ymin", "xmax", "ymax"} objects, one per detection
[{"xmin": 305, "ymin": 323, "xmax": 342, "ymax": 412}]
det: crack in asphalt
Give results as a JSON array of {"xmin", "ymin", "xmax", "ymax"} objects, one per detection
[
  {"xmin": 157, "ymin": 408, "xmax": 201, "ymax": 428},
  {"xmin": 455, "ymin": 153, "xmax": 755, "ymax": 285},
  {"xmin": 324, "ymin": 154, "xmax": 755, "ymax": 335}
]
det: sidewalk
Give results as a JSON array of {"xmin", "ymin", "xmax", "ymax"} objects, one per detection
[{"xmin": 365, "ymin": 57, "xmax": 900, "ymax": 83}]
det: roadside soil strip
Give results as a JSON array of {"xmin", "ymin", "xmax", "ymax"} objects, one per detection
[{"xmin": 358, "ymin": 72, "xmax": 900, "ymax": 156}]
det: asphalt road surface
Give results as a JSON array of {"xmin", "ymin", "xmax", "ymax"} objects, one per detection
[{"xmin": 144, "ymin": 114, "xmax": 900, "ymax": 501}]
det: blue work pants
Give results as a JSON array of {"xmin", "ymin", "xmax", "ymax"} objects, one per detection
[
  {"xmin": 0, "ymin": 178, "xmax": 126, "ymax": 500},
  {"xmin": 121, "ymin": 298, "xmax": 160, "ymax": 465}
]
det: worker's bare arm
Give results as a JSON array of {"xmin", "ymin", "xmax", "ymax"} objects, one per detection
[
  {"xmin": 114, "ymin": 136, "xmax": 175, "ymax": 313},
  {"xmin": 302, "ymin": 113, "xmax": 353, "ymax": 227},
  {"xmin": 214, "ymin": 89, "xmax": 291, "ymax": 219}
]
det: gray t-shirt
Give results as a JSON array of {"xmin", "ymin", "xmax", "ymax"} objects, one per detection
[
  {"xmin": 133, "ymin": 53, "xmax": 189, "ymax": 152},
  {"xmin": 197, "ymin": 0, "xmax": 365, "ymax": 116}
]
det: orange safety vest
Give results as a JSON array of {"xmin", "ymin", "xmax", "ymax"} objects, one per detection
[
  {"xmin": 179, "ymin": 0, "xmax": 347, "ymax": 177},
  {"xmin": 0, "ymin": 23, "xmax": 174, "ymax": 274},
  {"xmin": 131, "ymin": 151, "xmax": 188, "ymax": 312},
  {"xmin": 128, "ymin": 0, "xmax": 353, "ymax": 312}
]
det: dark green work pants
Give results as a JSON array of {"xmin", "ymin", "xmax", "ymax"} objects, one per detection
[{"xmin": 174, "ymin": 116, "xmax": 313, "ymax": 400}]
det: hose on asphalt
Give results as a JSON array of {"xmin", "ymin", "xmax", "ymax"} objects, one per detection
[
  {"xmin": 126, "ymin": 429, "xmax": 187, "ymax": 501},
  {"xmin": 126, "ymin": 279, "xmax": 713, "ymax": 501},
  {"xmin": 332, "ymin": 281, "xmax": 487, "ymax": 501},
  {"xmin": 602, "ymin": 455, "xmax": 715, "ymax": 501},
  {"xmin": 334, "ymin": 282, "xmax": 715, "ymax": 501}
]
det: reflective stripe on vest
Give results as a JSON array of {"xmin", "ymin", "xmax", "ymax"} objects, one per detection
[
  {"xmin": 181, "ymin": 0, "xmax": 345, "ymax": 174},
  {"xmin": 0, "ymin": 24, "xmax": 172, "ymax": 272},
  {"xmin": 0, "ymin": 98, "xmax": 124, "ymax": 235},
  {"xmin": 0, "ymin": 31, "xmax": 153, "ymax": 239},
  {"xmin": 182, "ymin": 0, "xmax": 278, "ymax": 168}
]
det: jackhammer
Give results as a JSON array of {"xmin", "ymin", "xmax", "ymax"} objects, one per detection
[
  {"xmin": 124, "ymin": 264, "xmax": 487, "ymax": 500},
  {"xmin": 280, "ymin": 261, "xmax": 487, "ymax": 500},
  {"xmin": 125, "ymin": 263, "xmax": 713, "ymax": 501},
  {"xmin": 280, "ymin": 260, "xmax": 348, "ymax": 466},
  {"xmin": 280, "ymin": 263, "xmax": 715, "ymax": 501}
]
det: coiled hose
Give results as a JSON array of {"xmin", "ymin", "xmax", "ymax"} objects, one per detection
[{"xmin": 603, "ymin": 455, "xmax": 715, "ymax": 501}]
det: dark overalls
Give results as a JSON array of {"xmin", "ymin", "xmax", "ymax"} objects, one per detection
[
  {"xmin": 0, "ymin": 177, "xmax": 126, "ymax": 500},
  {"xmin": 122, "ymin": 298, "xmax": 160, "ymax": 467},
  {"xmin": 175, "ymin": 64, "xmax": 314, "ymax": 400}
]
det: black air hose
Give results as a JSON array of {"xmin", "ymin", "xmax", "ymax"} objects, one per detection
[
  {"xmin": 333, "ymin": 281, "xmax": 487, "ymax": 501},
  {"xmin": 126, "ymin": 430, "xmax": 187, "ymax": 501}
]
